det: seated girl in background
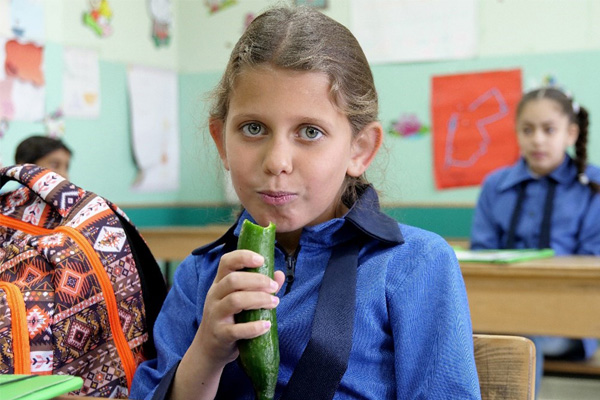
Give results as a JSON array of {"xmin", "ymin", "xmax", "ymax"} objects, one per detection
[
  {"xmin": 15, "ymin": 135, "xmax": 72, "ymax": 179},
  {"xmin": 471, "ymin": 87, "xmax": 600, "ymax": 396},
  {"xmin": 131, "ymin": 5, "xmax": 480, "ymax": 400}
]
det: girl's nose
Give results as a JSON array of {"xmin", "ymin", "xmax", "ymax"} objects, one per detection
[
  {"xmin": 531, "ymin": 129, "xmax": 545, "ymax": 143},
  {"xmin": 263, "ymin": 136, "xmax": 293, "ymax": 176}
]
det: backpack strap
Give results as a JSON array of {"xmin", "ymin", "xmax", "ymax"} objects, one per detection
[
  {"xmin": 110, "ymin": 205, "xmax": 168, "ymax": 359},
  {"xmin": 280, "ymin": 236, "xmax": 363, "ymax": 400}
]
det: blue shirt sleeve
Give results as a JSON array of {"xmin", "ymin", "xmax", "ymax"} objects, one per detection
[
  {"xmin": 388, "ymin": 230, "xmax": 481, "ymax": 399},
  {"xmin": 576, "ymin": 189, "xmax": 600, "ymax": 255}
]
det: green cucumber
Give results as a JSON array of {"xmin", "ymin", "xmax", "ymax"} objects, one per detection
[{"xmin": 235, "ymin": 219, "xmax": 279, "ymax": 400}]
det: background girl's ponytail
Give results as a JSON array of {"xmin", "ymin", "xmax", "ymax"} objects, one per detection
[{"xmin": 573, "ymin": 104, "xmax": 600, "ymax": 193}]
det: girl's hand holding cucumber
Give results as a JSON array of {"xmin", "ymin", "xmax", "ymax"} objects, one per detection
[{"xmin": 194, "ymin": 248, "xmax": 285, "ymax": 367}]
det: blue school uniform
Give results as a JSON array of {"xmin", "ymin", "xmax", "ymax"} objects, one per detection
[
  {"xmin": 471, "ymin": 155, "xmax": 600, "ymax": 392},
  {"xmin": 131, "ymin": 186, "xmax": 481, "ymax": 399},
  {"xmin": 471, "ymin": 155, "xmax": 600, "ymax": 258}
]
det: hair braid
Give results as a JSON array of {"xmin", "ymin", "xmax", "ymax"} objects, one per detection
[{"xmin": 574, "ymin": 106, "xmax": 600, "ymax": 193}]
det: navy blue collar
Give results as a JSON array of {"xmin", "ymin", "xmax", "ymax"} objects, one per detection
[
  {"xmin": 498, "ymin": 155, "xmax": 577, "ymax": 191},
  {"xmin": 192, "ymin": 185, "xmax": 403, "ymax": 255},
  {"xmin": 345, "ymin": 185, "xmax": 404, "ymax": 245}
]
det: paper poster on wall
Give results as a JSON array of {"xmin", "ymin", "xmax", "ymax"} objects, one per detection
[
  {"xmin": 431, "ymin": 69, "xmax": 522, "ymax": 189},
  {"xmin": 5, "ymin": 39, "xmax": 44, "ymax": 86},
  {"xmin": 63, "ymin": 47, "xmax": 100, "ymax": 118},
  {"xmin": 0, "ymin": 79, "xmax": 14, "ymax": 119},
  {"xmin": 350, "ymin": 0, "xmax": 477, "ymax": 64},
  {"xmin": 127, "ymin": 66, "xmax": 179, "ymax": 192},
  {"xmin": 11, "ymin": 77, "xmax": 45, "ymax": 121},
  {"xmin": 0, "ymin": 0, "xmax": 10, "ymax": 37},
  {"xmin": 10, "ymin": 0, "xmax": 44, "ymax": 43},
  {"xmin": 0, "ymin": 37, "xmax": 6, "ymax": 81}
]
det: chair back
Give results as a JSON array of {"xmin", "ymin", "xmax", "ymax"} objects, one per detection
[{"xmin": 474, "ymin": 334, "xmax": 536, "ymax": 400}]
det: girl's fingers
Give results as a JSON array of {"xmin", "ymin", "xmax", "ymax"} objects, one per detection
[
  {"xmin": 212, "ymin": 271, "xmax": 278, "ymax": 300},
  {"xmin": 219, "ymin": 290, "xmax": 279, "ymax": 316},
  {"xmin": 273, "ymin": 270, "xmax": 285, "ymax": 293},
  {"xmin": 221, "ymin": 319, "xmax": 273, "ymax": 342},
  {"xmin": 214, "ymin": 250, "xmax": 265, "ymax": 282}
]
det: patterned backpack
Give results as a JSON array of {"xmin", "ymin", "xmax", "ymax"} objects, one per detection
[{"xmin": 0, "ymin": 164, "xmax": 167, "ymax": 398}]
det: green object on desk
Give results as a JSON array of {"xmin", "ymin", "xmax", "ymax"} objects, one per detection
[
  {"xmin": 0, "ymin": 374, "xmax": 83, "ymax": 400},
  {"xmin": 454, "ymin": 248, "xmax": 556, "ymax": 263}
]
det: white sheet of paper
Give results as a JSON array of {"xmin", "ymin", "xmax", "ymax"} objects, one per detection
[
  {"xmin": 0, "ymin": 0, "xmax": 10, "ymax": 38},
  {"xmin": 127, "ymin": 65, "xmax": 180, "ymax": 192},
  {"xmin": 63, "ymin": 47, "xmax": 100, "ymax": 118},
  {"xmin": 12, "ymin": 78, "xmax": 45, "ymax": 121},
  {"xmin": 0, "ymin": 37, "xmax": 6, "ymax": 80},
  {"xmin": 350, "ymin": 0, "xmax": 477, "ymax": 64},
  {"xmin": 10, "ymin": 0, "xmax": 44, "ymax": 44}
]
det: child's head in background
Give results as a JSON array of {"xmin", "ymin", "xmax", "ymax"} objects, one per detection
[
  {"xmin": 207, "ymin": 6, "xmax": 382, "ymax": 251},
  {"xmin": 515, "ymin": 87, "xmax": 590, "ymax": 180},
  {"xmin": 15, "ymin": 135, "xmax": 72, "ymax": 179}
]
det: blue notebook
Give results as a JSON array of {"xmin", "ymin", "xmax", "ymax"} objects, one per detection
[{"xmin": 0, "ymin": 374, "xmax": 83, "ymax": 400}]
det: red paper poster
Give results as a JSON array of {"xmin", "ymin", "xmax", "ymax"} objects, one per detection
[
  {"xmin": 5, "ymin": 39, "xmax": 44, "ymax": 86},
  {"xmin": 431, "ymin": 69, "xmax": 522, "ymax": 189}
]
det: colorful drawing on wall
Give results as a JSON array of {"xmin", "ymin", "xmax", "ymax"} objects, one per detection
[
  {"xmin": 43, "ymin": 108, "xmax": 65, "ymax": 138},
  {"xmin": 10, "ymin": 0, "xmax": 45, "ymax": 44},
  {"xmin": 431, "ymin": 69, "xmax": 522, "ymax": 189},
  {"xmin": 63, "ymin": 47, "xmax": 100, "ymax": 118},
  {"xmin": 205, "ymin": 0, "xmax": 237, "ymax": 14},
  {"xmin": 83, "ymin": 0, "xmax": 113, "ymax": 37},
  {"xmin": 294, "ymin": 0, "xmax": 327, "ymax": 8},
  {"xmin": 148, "ymin": 0, "xmax": 172, "ymax": 47},
  {"xmin": 5, "ymin": 39, "xmax": 44, "ymax": 86},
  {"xmin": 388, "ymin": 113, "xmax": 429, "ymax": 138}
]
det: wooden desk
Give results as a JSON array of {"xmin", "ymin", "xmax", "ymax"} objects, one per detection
[
  {"xmin": 139, "ymin": 228, "xmax": 600, "ymax": 338},
  {"xmin": 462, "ymin": 256, "xmax": 600, "ymax": 339},
  {"xmin": 140, "ymin": 225, "xmax": 229, "ymax": 261}
]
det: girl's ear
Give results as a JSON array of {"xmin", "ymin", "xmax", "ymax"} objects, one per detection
[
  {"xmin": 347, "ymin": 121, "xmax": 383, "ymax": 177},
  {"xmin": 567, "ymin": 122, "xmax": 579, "ymax": 147},
  {"xmin": 209, "ymin": 118, "xmax": 230, "ymax": 171}
]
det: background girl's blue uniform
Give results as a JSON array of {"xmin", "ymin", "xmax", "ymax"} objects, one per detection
[
  {"xmin": 131, "ymin": 187, "xmax": 481, "ymax": 399},
  {"xmin": 471, "ymin": 156, "xmax": 600, "ymax": 257},
  {"xmin": 471, "ymin": 155, "xmax": 600, "ymax": 391}
]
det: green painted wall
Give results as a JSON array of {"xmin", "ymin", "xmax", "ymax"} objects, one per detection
[{"xmin": 2, "ymin": 0, "xmax": 600, "ymax": 240}]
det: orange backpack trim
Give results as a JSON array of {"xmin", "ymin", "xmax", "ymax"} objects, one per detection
[
  {"xmin": 57, "ymin": 226, "xmax": 136, "ymax": 390},
  {"xmin": 0, "ymin": 281, "xmax": 31, "ymax": 374},
  {"xmin": 1, "ymin": 214, "xmax": 136, "ymax": 389}
]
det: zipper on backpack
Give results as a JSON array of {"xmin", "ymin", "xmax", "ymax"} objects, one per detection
[
  {"xmin": 0, "ymin": 281, "xmax": 31, "ymax": 374},
  {"xmin": 0, "ymin": 214, "xmax": 136, "ymax": 389},
  {"xmin": 56, "ymin": 225, "xmax": 136, "ymax": 390}
]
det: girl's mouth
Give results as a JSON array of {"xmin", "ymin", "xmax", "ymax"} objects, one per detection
[{"xmin": 259, "ymin": 191, "xmax": 297, "ymax": 206}]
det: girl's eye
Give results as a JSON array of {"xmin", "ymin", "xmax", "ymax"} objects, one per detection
[
  {"xmin": 299, "ymin": 126, "xmax": 323, "ymax": 140},
  {"xmin": 520, "ymin": 126, "xmax": 532, "ymax": 135},
  {"xmin": 241, "ymin": 122, "xmax": 264, "ymax": 136},
  {"xmin": 545, "ymin": 126, "xmax": 555, "ymax": 135}
]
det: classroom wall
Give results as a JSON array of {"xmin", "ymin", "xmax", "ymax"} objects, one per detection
[{"xmin": 2, "ymin": 0, "xmax": 600, "ymax": 237}]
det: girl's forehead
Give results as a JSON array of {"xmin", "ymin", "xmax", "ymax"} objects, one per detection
[{"xmin": 523, "ymin": 98, "xmax": 564, "ymax": 113}]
